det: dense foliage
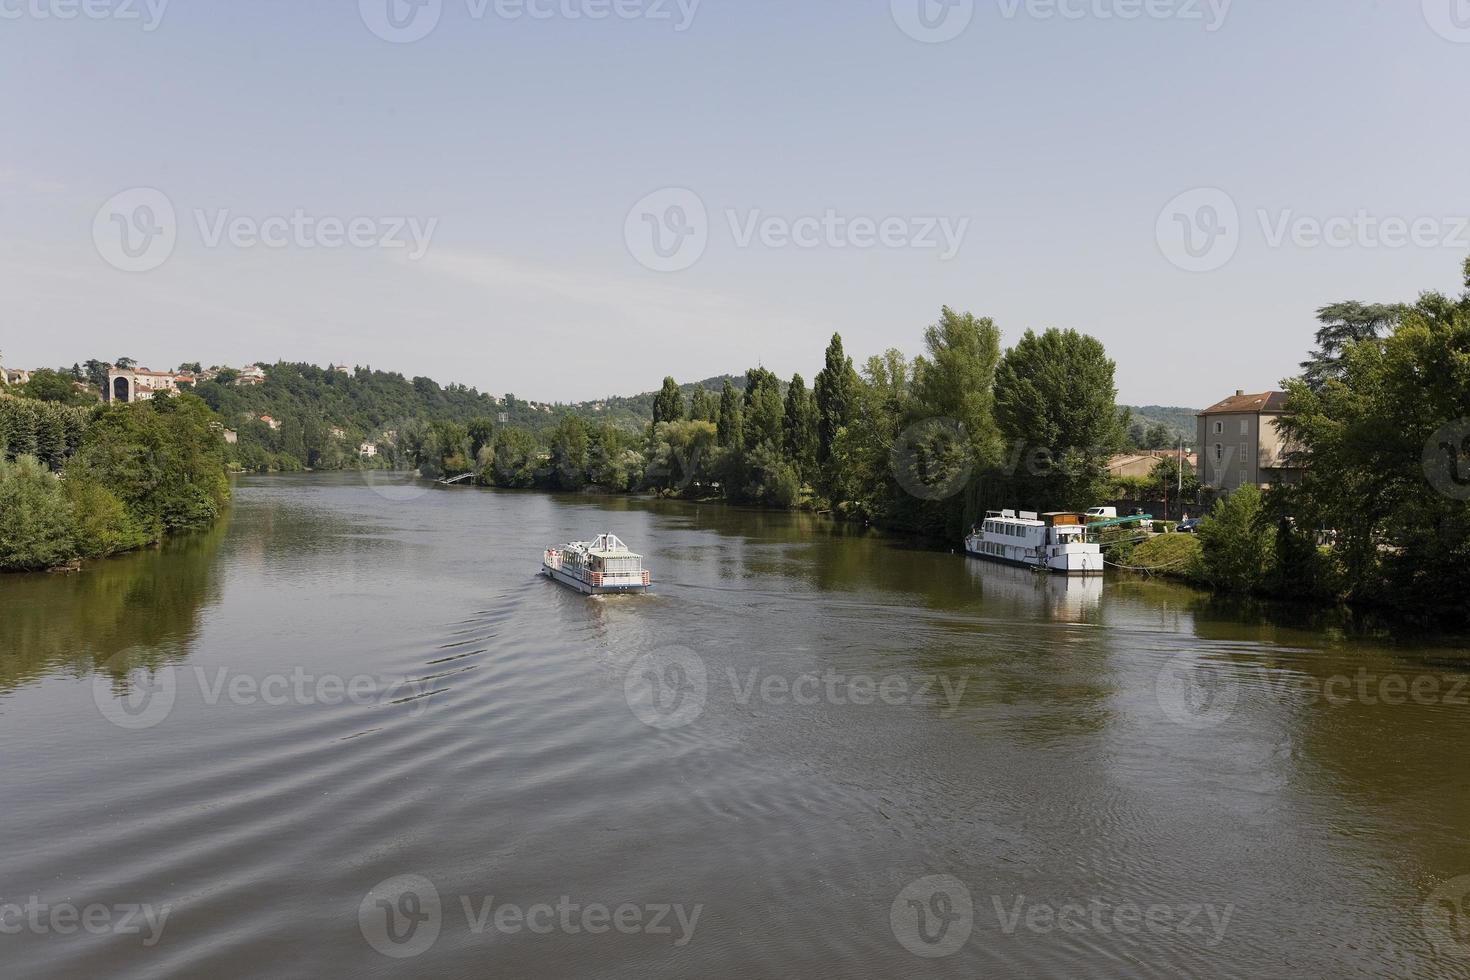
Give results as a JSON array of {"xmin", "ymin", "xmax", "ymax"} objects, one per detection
[
  {"xmin": 0, "ymin": 393, "xmax": 229, "ymax": 571},
  {"xmin": 454, "ymin": 311, "xmax": 1128, "ymax": 542},
  {"xmin": 1125, "ymin": 257, "xmax": 1470, "ymax": 628},
  {"xmin": 1266, "ymin": 258, "xmax": 1470, "ymax": 625}
]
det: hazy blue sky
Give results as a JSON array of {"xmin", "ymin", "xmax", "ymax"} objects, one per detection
[{"xmin": 3, "ymin": 0, "xmax": 1468, "ymax": 405}]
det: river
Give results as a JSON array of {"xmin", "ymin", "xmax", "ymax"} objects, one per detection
[{"xmin": 2, "ymin": 473, "xmax": 1469, "ymax": 978}]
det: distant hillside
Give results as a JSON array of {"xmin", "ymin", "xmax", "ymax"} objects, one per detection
[
  {"xmin": 187, "ymin": 364, "xmax": 732, "ymax": 434},
  {"xmin": 567, "ymin": 375, "xmax": 740, "ymax": 429},
  {"xmin": 178, "ymin": 359, "xmax": 1200, "ymax": 458},
  {"xmin": 1122, "ymin": 405, "xmax": 1199, "ymax": 447}
]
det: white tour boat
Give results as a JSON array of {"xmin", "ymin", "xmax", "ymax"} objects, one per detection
[
  {"xmin": 964, "ymin": 510, "xmax": 1104, "ymax": 576},
  {"xmin": 542, "ymin": 533, "xmax": 652, "ymax": 595}
]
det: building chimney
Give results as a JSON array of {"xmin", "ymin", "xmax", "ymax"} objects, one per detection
[{"xmin": 1235, "ymin": 389, "xmax": 1244, "ymax": 397}]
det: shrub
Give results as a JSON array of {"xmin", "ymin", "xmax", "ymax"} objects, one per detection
[
  {"xmin": 1195, "ymin": 485, "xmax": 1273, "ymax": 592},
  {"xmin": 64, "ymin": 477, "xmax": 145, "ymax": 559},
  {"xmin": 0, "ymin": 456, "xmax": 78, "ymax": 570}
]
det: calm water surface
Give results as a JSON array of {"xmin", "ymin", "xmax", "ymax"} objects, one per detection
[{"xmin": 3, "ymin": 473, "xmax": 1470, "ymax": 978}]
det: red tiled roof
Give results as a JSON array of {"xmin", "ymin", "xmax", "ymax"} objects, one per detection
[{"xmin": 1199, "ymin": 391, "xmax": 1289, "ymax": 415}]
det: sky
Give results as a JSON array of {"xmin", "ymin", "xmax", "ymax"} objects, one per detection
[{"xmin": 2, "ymin": 0, "xmax": 1469, "ymax": 406}]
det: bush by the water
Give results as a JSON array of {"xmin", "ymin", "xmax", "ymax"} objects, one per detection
[{"xmin": 1195, "ymin": 485, "xmax": 1274, "ymax": 592}]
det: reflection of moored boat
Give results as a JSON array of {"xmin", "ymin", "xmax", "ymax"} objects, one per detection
[
  {"xmin": 542, "ymin": 533, "xmax": 652, "ymax": 595},
  {"xmin": 964, "ymin": 510, "xmax": 1104, "ymax": 576},
  {"xmin": 963, "ymin": 555, "xmax": 1104, "ymax": 622}
]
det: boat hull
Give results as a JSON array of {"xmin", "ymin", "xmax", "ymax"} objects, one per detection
[
  {"xmin": 542, "ymin": 563, "xmax": 652, "ymax": 595},
  {"xmin": 963, "ymin": 548, "xmax": 1104, "ymax": 577}
]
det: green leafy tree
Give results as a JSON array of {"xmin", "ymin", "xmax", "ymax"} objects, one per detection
[
  {"xmin": 716, "ymin": 380, "xmax": 743, "ymax": 450},
  {"xmin": 586, "ymin": 422, "xmax": 634, "ymax": 489},
  {"xmin": 1300, "ymin": 302, "xmax": 1403, "ymax": 390},
  {"xmin": 782, "ymin": 373, "xmax": 818, "ymax": 484},
  {"xmin": 66, "ymin": 393, "xmax": 229, "ymax": 539},
  {"xmin": 647, "ymin": 420, "xmax": 717, "ymax": 493},
  {"xmin": 992, "ymin": 327, "xmax": 1124, "ymax": 511},
  {"xmin": 549, "ymin": 414, "xmax": 589, "ymax": 490},
  {"xmin": 0, "ymin": 456, "xmax": 78, "ymax": 570},
  {"xmin": 65, "ymin": 477, "xmax": 145, "ymax": 558},
  {"xmin": 1195, "ymin": 484, "xmax": 1273, "ymax": 593},
  {"xmin": 741, "ymin": 440, "xmax": 801, "ymax": 508},
  {"xmin": 20, "ymin": 369, "xmax": 94, "ymax": 406},
  {"xmin": 1144, "ymin": 423, "xmax": 1172, "ymax": 450},
  {"xmin": 467, "ymin": 418, "xmax": 496, "ymax": 459},
  {"xmin": 83, "ymin": 359, "xmax": 110, "ymax": 390},
  {"xmin": 1274, "ymin": 257, "xmax": 1470, "ymax": 620},
  {"xmin": 490, "ymin": 428, "xmax": 541, "ymax": 488},
  {"xmin": 652, "ymin": 377, "xmax": 684, "ymax": 426},
  {"xmin": 741, "ymin": 368, "xmax": 784, "ymax": 452},
  {"xmin": 913, "ymin": 308, "xmax": 1004, "ymax": 467},
  {"xmin": 814, "ymin": 333, "xmax": 859, "ymax": 494},
  {"xmin": 827, "ymin": 350, "xmax": 910, "ymax": 521},
  {"xmin": 688, "ymin": 386, "xmax": 714, "ymax": 422}
]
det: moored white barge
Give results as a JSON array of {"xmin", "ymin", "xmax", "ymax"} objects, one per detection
[
  {"xmin": 964, "ymin": 510, "xmax": 1104, "ymax": 576},
  {"xmin": 543, "ymin": 533, "xmax": 652, "ymax": 595}
]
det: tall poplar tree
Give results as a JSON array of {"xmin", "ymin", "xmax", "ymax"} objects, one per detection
[
  {"xmin": 783, "ymin": 373, "xmax": 818, "ymax": 483},
  {"xmin": 716, "ymin": 380, "xmax": 742, "ymax": 450},
  {"xmin": 652, "ymin": 377, "xmax": 684, "ymax": 426},
  {"xmin": 814, "ymin": 333, "xmax": 859, "ymax": 494}
]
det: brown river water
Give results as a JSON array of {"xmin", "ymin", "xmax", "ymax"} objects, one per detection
[{"xmin": 3, "ymin": 472, "xmax": 1470, "ymax": 978}]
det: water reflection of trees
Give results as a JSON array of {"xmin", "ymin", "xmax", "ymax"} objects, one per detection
[
  {"xmin": 0, "ymin": 517, "xmax": 224, "ymax": 693},
  {"xmin": 1117, "ymin": 573, "xmax": 1470, "ymax": 903}
]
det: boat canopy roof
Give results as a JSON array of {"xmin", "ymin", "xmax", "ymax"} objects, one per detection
[{"xmin": 564, "ymin": 533, "xmax": 642, "ymax": 559}]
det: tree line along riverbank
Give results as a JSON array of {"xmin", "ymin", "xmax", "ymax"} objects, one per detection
[
  {"xmin": 0, "ymin": 392, "xmax": 229, "ymax": 572},
  {"xmin": 4, "ymin": 256, "xmax": 1467, "ymax": 630}
]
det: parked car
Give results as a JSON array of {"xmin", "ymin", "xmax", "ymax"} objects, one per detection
[
  {"xmin": 1085, "ymin": 506, "xmax": 1118, "ymax": 520},
  {"xmin": 1178, "ymin": 518, "xmax": 1201, "ymax": 534}
]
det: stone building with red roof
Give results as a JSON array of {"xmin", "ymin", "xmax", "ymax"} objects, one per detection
[{"xmin": 1195, "ymin": 390, "xmax": 1303, "ymax": 492}]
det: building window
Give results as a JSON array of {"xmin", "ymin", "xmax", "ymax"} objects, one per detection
[
  {"xmin": 1239, "ymin": 419, "xmax": 1249, "ymax": 435},
  {"xmin": 1214, "ymin": 443, "xmax": 1223, "ymax": 461},
  {"xmin": 1213, "ymin": 421, "xmax": 1223, "ymax": 434}
]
